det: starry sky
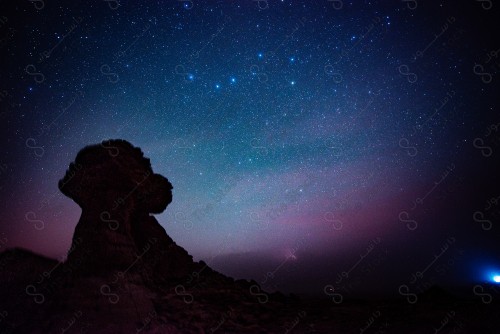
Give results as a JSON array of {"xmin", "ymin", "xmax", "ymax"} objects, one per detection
[{"xmin": 0, "ymin": 0, "xmax": 499, "ymax": 297}]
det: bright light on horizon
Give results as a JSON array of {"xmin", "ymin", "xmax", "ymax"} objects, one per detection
[{"xmin": 493, "ymin": 275, "xmax": 500, "ymax": 283}]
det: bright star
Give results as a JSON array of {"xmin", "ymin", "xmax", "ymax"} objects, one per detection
[
  {"xmin": 215, "ymin": 84, "xmax": 220, "ymax": 89},
  {"xmin": 230, "ymin": 77, "xmax": 236, "ymax": 83},
  {"xmin": 291, "ymin": 81, "xmax": 296, "ymax": 85}
]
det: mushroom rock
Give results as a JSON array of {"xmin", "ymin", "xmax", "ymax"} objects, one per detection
[{"xmin": 59, "ymin": 139, "xmax": 194, "ymax": 280}]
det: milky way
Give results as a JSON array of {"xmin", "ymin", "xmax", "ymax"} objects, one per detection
[{"xmin": 0, "ymin": 1, "xmax": 499, "ymax": 296}]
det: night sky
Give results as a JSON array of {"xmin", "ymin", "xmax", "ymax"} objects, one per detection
[{"xmin": 0, "ymin": 0, "xmax": 499, "ymax": 297}]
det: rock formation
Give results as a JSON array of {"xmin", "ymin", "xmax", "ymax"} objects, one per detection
[
  {"xmin": 0, "ymin": 140, "xmax": 293, "ymax": 334},
  {"xmin": 58, "ymin": 139, "xmax": 194, "ymax": 280}
]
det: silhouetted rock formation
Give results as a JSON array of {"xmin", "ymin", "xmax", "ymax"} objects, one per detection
[
  {"xmin": 0, "ymin": 140, "xmax": 292, "ymax": 334},
  {"xmin": 58, "ymin": 139, "xmax": 193, "ymax": 280}
]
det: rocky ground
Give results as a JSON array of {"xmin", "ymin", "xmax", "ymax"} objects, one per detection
[{"xmin": 2, "ymin": 248, "xmax": 500, "ymax": 333}]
